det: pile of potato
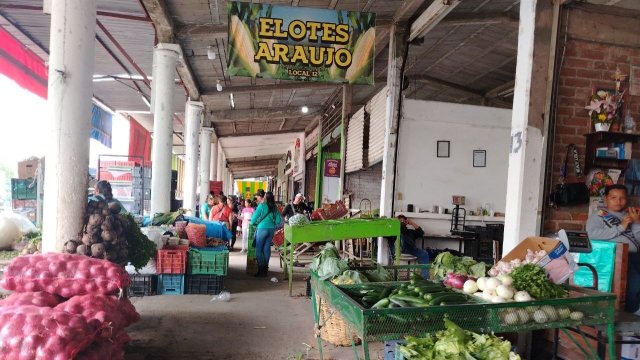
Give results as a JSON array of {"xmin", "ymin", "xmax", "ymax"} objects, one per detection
[{"xmin": 63, "ymin": 199, "xmax": 128, "ymax": 265}]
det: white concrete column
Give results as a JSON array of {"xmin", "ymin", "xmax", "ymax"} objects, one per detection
[
  {"xmin": 216, "ymin": 143, "xmax": 223, "ymax": 182},
  {"xmin": 150, "ymin": 43, "xmax": 180, "ymax": 215},
  {"xmin": 228, "ymin": 172, "xmax": 233, "ymax": 195},
  {"xmin": 42, "ymin": 0, "xmax": 97, "ymax": 253},
  {"xmin": 198, "ymin": 127, "xmax": 213, "ymax": 210},
  {"xmin": 209, "ymin": 139, "xmax": 218, "ymax": 181},
  {"xmin": 377, "ymin": 25, "xmax": 406, "ymax": 264},
  {"xmin": 183, "ymin": 101, "xmax": 203, "ymax": 215},
  {"xmin": 503, "ymin": 0, "xmax": 558, "ymax": 254}
]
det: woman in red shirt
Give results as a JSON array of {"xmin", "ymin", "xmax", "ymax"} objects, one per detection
[{"xmin": 209, "ymin": 195, "xmax": 232, "ymax": 229}]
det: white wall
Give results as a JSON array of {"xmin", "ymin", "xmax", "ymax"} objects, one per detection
[{"xmin": 395, "ymin": 100, "xmax": 512, "ymax": 217}]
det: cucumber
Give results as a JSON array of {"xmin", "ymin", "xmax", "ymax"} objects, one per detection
[
  {"xmin": 362, "ymin": 295, "xmax": 379, "ymax": 304},
  {"xmin": 424, "ymin": 291, "xmax": 453, "ymax": 301},
  {"xmin": 391, "ymin": 294, "xmax": 430, "ymax": 307},
  {"xmin": 371, "ymin": 298, "xmax": 390, "ymax": 309},
  {"xmin": 389, "ymin": 297, "xmax": 410, "ymax": 308},
  {"xmin": 428, "ymin": 294, "xmax": 468, "ymax": 306}
]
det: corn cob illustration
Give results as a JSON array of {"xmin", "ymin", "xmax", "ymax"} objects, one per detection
[
  {"xmin": 259, "ymin": 38, "xmax": 278, "ymax": 76},
  {"xmin": 345, "ymin": 27, "xmax": 375, "ymax": 83},
  {"xmin": 328, "ymin": 44, "xmax": 346, "ymax": 81},
  {"xmin": 229, "ymin": 15, "xmax": 260, "ymax": 77}
]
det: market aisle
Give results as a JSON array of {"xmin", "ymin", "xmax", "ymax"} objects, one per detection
[{"xmin": 125, "ymin": 249, "xmax": 384, "ymax": 359}]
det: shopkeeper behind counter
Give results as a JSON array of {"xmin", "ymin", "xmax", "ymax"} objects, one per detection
[{"xmin": 586, "ymin": 184, "xmax": 640, "ymax": 313}]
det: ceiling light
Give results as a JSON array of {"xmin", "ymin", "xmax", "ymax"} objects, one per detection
[
  {"xmin": 216, "ymin": 80, "xmax": 223, "ymax": 92},
  {"xmin": 301, "ymin": 105, "xmax": 309, "ymax": 114},
  {"xmin": 207, "ymin": 46, "xmax": 216, "ymax": 60}
]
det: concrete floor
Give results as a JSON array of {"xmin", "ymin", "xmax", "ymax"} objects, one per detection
[{"xmin": 125, "ymin": 249, "xmax": 385, "ymax": 360}]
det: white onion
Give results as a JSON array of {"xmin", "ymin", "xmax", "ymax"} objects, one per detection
[
  {"xmin": 533, "ymin": 310, "xmax": 548, "ymax": 323},
  {"xmin": 476, "ymin": 277, "xmax": 488, "ymax": 291},
  {"xmin": 516, "ymin": 309, "xmax": 530, "ymax": 324},
  {"xmin": 463, "ymin": 280, "xmax": 478, "ymax": 294},
  {"xmin": 485, "ymin": 277, "xmax": 502, "ymax": 291},
  {"xmin": 491, "ymin": 295, "xmax": 506, "ymax": 303},
  {"xmin": 514, "ymin": 291, "xmax": 532, "ymax": 302},
  {"xmin": 496, "ymin": 285, "xmax": 514, "ymax": 300},
  {"xmin": 497, "ymin": 275, "xmax": 513, "ymax": 286},
  {"xmin": 503, "ymin": 311, "xmax": 519, "ymax": 325},
  {"xmin": 557, "ymin": 308, "xmax": 571, "ymax": 319},
  {"xmin": 570, "ymin": 311, "xmax": 584, "ymax": 321},
  {"xmin": 541, "ymin": 305, "xmax": 558, "ymax": 321}
]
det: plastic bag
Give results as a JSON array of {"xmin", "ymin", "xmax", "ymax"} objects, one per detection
[
  {"xmin": 573, "ymin": 240, "xmax": 616, "ymax": 292},
  {"xmin": 1, "ymin": 211, "xmax": 37, "ymax": 235},
  {"xmin": 210, "ymin": 290, "xmax": 231, "ymax": 302}
]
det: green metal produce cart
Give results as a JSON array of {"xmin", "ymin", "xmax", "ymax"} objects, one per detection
[
  {"xmin": 310, "ymin": 273, "xmax": 616, "ymax": 360},
  {"xmin": 283, "ymin": 218, "xmax": 401, "ymax": 296}
]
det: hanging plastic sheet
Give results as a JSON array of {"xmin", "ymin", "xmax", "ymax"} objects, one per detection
[{"xmin": 90, "ymin": 105, "xmax": 112, "ymax": 148}]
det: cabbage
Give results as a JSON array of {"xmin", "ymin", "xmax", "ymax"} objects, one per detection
[
  {"xmin": 288, "ymin": 214, "xmax": 310, "ymax": 227},
  {"xmin": 331, "ymin": 270, "xmax": 369, "ymax": 285}
]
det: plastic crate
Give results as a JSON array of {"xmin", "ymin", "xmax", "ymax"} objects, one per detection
[
  {"xmin": 185, "ymin": 275, "xmax": 224, "ymax": 295},
  {"xmin": 187, "ymin": 248, "xmax": 229, "ymax": 275},
  {"xmin": 157, "ymin": 274, "xmax": 184, "ymax": 295},
  {"xmin": 128, "ymin": 274, "xmax": 157, "ymax": 297},
  {"xmin": 157, "ymin": 245, "xmax": 188, "ymax": 274}
]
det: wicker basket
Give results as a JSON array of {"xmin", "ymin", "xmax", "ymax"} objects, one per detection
[
  {"xmin": 272, "ymin": 228, "xmax": 285, "ymax": 247},
  {"xmin": 317, "ymin": 295, "xmax": 361, "ymax": 346}
]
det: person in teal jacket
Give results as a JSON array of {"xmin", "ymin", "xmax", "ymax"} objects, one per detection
[{"xmin": 250, "ymin": 190, "xmax": 282, "ymax": 277}]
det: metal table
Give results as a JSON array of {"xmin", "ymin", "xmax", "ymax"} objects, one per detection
[
  {"xmin": 311, "ymin": 274, "xmax": 616, "ymax": 360},
  {"xmin": 283, "ymin": 218, "xmax": 401, "ymax": 296},
  {"xmin": 419, "ymin": 234, "xmax": 465, "ymax": 252}
]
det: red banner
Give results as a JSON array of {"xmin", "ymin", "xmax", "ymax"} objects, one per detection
[
  {"xmin": 324, "ymin": 159, "xmax": 340, "ymax": 178},
  {"xmin": 0, "ymin": 27, "xmax": 47, "ymax": 99},
  {"xmin": 128, "ymin": 116, "xmax": 151, "ymax": 162}
]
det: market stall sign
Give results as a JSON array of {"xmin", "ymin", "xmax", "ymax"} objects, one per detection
[{"xmin": 227, "ymin": 1, "xmax": 375, "ymax": 84}]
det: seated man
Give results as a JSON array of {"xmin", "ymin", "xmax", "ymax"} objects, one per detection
[
  {"xmin": 586, "ymin": 184, "xmax": 640, "ymax": 313},
  {"xmin": 388, "ymin": 215, "xmax": 430, "ymax": 276}
]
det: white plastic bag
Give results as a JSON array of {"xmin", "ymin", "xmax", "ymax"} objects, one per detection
[{"xmin": 210, "ymin": 290, "xmax": 231, "ymax": 302}]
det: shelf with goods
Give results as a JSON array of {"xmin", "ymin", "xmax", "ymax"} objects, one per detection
[
  {"xmin": 583, "ymin": 132, "xmax": 640, "ymax": 172},
  {"xmin": 98, "ymin": 155, "xmax": 149, "ymax": 215}
]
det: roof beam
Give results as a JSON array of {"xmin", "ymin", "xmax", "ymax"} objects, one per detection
[
  {"xmin": 221, "ymin": 129, "xmax": 307, "ymax": 138},
  {"xmin": 485, "ymin": 80, "xmax": 515, "ymax": 98},
  {"xmin": 202, "ymin": 82, "xmax": 339, "ymax": 96},
  {"xmin": 208, "ymin": 107, "xmax": 320, "ymax": 123},
  {"xmin": 227, "ymin": 155, "xmax": 284, "ymax": 162},
  {"xmin": 393, "ymin": 0, "xmax": 426, "ymax": 23},
  {"xmin": 139, "ymin": 0, "xmax": 201, "ymax": 100},
  {"xmin": 409, "ymin": 0, "xmax": 461, "ymax": 42},
  {"xmin": 408, "ymin": 74, "xmax": 484, "ymax": 99},
  {"xmin": 441, "ymin": 12, "xmax": 518, "ymax": 26}
]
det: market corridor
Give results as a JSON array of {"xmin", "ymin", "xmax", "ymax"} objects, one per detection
[{"xmin": 125, "ymin": 250, "xmax": 384, "ymax": 359}]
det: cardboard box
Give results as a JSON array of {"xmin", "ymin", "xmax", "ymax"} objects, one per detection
[
  {"xmin": 18, "ymin": 158, "xmax": 39, "ymax": 179},
  {"xmin": 501, "ymin": 237, "xmax": 578, "ymax": 284},
  {"xmin": 621, "ymin": 337, "xmax": 640, "ymax": 360}
]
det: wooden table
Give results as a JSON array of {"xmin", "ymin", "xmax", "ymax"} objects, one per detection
[{"xmin": 283, "ymin": 218, "xmax": 401, "ymax": 296}]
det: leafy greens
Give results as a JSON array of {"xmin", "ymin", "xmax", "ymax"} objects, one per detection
[{"xmin": 398, "ymin": 319, "xmax": 520, "ymax": 360}]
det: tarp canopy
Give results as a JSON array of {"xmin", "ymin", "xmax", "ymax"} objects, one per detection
[
  {"xmin": 91, "ymin": 105, "xmax": 113, "ymax": 148},
  {"xmin": 0, "ymin": 27, "xmax": 47, "ymax": 99}
]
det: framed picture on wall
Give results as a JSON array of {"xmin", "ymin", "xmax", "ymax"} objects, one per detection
[
  {"xmin": 473, "ymin": 150, "xmax": 486, "ymax": 167},
  {"xmin": 437, "ymin": 141, "xmax": 450, "ymax": 158}
]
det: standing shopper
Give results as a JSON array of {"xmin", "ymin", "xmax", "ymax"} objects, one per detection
[
  {"xmin": 200, "ymin": 192, "xmax": 215, "ymax": 220},
  {"xmin": 229, "ymin": 196, "xmax": 240, "ymax": 250},
  {"xmin": 210, "ymin": 195, "xmax": 232, "ymax": 229},
  {"xmin": 241, "ymin": 198, "xmax": 255, "ymax": 253},
  {"xmin": 586, "ymin": 184, "xmax": 640, "ymax": 313},
  {"xmin": 92, "ymin": 180, "xmax": 126, "ymax": 214},
  {"xmin": 250, "ymin": 191, "xmax": 282, "ymax": 277}
]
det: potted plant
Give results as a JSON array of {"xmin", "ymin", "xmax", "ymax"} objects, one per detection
[{"xmin": 585, "ymin": 90, "xmax": 621, "ymax": 132}]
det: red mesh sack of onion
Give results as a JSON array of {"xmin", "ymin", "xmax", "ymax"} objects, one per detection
[{"xmin": 0, "ymin": 253, "xmax": 130, "ymax": 297}]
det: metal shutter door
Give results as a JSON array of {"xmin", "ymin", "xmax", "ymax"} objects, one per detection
[
  {"xmin": 305, "ymin": 125, "xmax": 319, "ymax": 160},
  {"xmin": 345, "ymin": 107, "xmax": 365, "ymax": 173},
  {"xmin": 368, "ymin": 86, "xmax": 388, "ymax": 165}
]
